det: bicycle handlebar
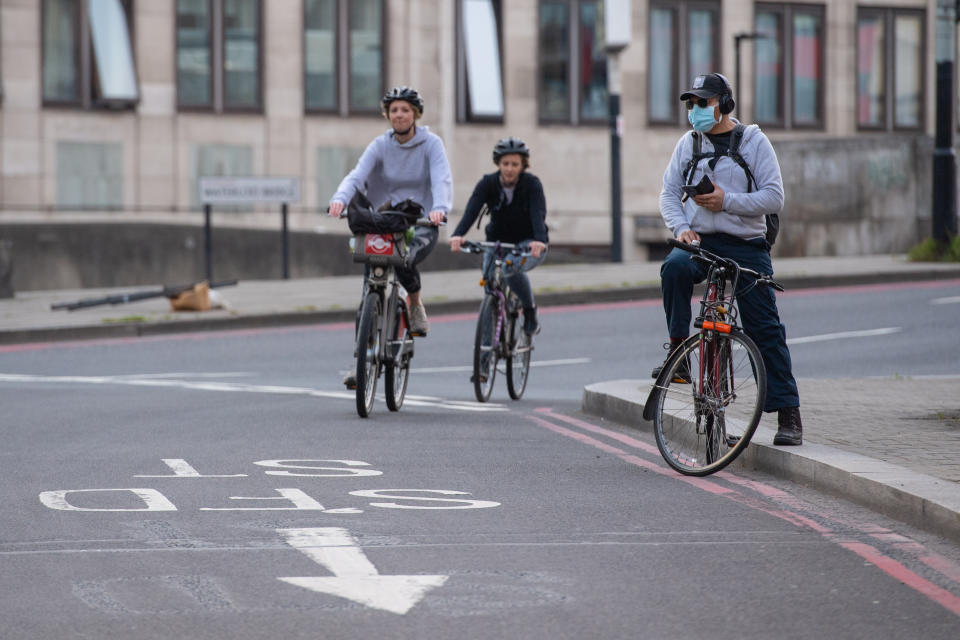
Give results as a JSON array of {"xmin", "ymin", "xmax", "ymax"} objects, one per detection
[
  {"xmin": 459, "ymin": 240, "xmax": 527, "ymax": 256},
  {"xmin": 667, "ymin": 238, "xmax": 784, "ymax": 292},
  {"xmin": 329, "ymin": 208, "xmax": 446, "ymax": 227}
]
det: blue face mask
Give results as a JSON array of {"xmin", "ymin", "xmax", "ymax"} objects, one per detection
[{"xmin": 688, "ymin": 104, "xmax": 719, "ymax": 132}]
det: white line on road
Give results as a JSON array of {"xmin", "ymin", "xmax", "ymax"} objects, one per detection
[
  {"xmin": 413, "ymin": 357, "xmax": 592, "ymax": 374},
  {"xmin": 0, "ymin": 373, "xmax": 507, "ymax": 412},
  {"xmin": 787, "ymin": 327, "xmax": 901, "ymax": 345},
  {"xmin": 931, "ymin": 296, "xmax": 960, "ymax": 305}
]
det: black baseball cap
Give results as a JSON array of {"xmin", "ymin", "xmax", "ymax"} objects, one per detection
[{"xmin": 679, "ymin": 73, "xmax": 731, "ymax": 101}]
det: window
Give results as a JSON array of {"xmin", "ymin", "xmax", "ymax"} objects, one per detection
[
  {"xmin": 856, "ymin": 7, "xmax": 924, "ymax": 131},
  {"xmin": 42, "ymin": 0, "xmax": 139, "ymax": 108},
  {"xmin": 538, "ymin": 0, "xmax": 607, "ymax": 125},
  {"xmin": 457, "ymin": 0, "xmax": 504, "ymax": 122},
  {"xmin": 176, "ymin": 0, "xmax": 262, "ymax": 112},
  {"xmin": 648, "ymin": 1, "xmax": 720, "ymax": 127},
  {"xmin": 303, "ymin": 0, "xmax": 384, "ymax": 115},
  {"xmin": 754, "ymin": 3, "xmax": 824, "ymax": 129}
]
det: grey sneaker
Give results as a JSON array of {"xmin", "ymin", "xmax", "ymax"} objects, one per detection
[{"xmin": 409, "ymin": 303, "xmax": 429, "ymax": 336}]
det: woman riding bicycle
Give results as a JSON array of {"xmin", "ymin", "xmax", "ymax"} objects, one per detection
[
  {"xmin": 328, "ymin": 86, "xmax": 452, "ymax": 388},
  {"xmin": 449, "ymin": 137, "xmax": 548, "ymax": 335}
]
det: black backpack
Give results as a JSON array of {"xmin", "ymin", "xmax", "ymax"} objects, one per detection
[{"xmin": 682, "ymin": 123, "xmax": 780, "ymax": 246}]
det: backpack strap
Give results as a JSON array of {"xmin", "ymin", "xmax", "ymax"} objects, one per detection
[
  {"xmin": 682, "ymin": 131, "xmax": 703, "ymax": 186},
  {"xmin": 727, "ymin": 123, "xmax": 756, "ymax": 193}
]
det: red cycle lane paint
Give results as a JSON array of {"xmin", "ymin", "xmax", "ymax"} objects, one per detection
[{"xmin": 527, "ymin": 408, "xmax": 960, "ymax": 618}]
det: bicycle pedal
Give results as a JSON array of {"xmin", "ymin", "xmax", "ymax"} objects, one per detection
[{"xmin": 409, "ymin": 330, "xmax": 426, "ymax": 337}]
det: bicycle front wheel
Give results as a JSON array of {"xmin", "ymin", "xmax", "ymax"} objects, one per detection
[
  {"xmin": 505, "ymin": 306, "xmax": 531, "ymax": 400},
  {"xmin": 653, "ymin": 331, "xmax": 766, "ymax": 476},
  {"xmin": 472, "ymin": 295, "xmax": 499, "ymax": 402},
  {"xmin": 354, "ymin": 292, "xmax": 382, "ymax": 418},
  {"xmin": 385, "ymin": 299, "xmax": 410, "ymax": 412}
]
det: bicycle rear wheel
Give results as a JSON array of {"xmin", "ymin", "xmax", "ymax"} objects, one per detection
[
  {"xmin": 472, "ymin": 295, "xmax": 499, "ymax": 402},
  {"xmin": 385, "ymin": 299, "xmax": 410, "ymax": 412},
  {"xmin": 354, "ymin": 292, "xmax": 382, "ymax": 418},
  {"xmin": 653, "ymin": 331, "xmax": 765, "ymax": 476},
  {"xmin": 505, "ymin": 306, "xmax": 531, "ymax": 400}
]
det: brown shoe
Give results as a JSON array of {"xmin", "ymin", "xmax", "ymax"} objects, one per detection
[
  {"xmin": 409, "ymin": 303, "xmax": 429, "ymax": 336},
  {"xmin": 773, "ymin": 406, "xmax": 803, "ymax": 446}
]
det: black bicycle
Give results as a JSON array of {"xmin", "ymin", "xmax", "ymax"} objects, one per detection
[
  {"xmin": 348, "ymin": 213, "xmax": 436, "ymax": 417},
  {"xmin": 644, "ymin": 238, "xmax": 784, "ymax": 476},
  {"xmin": 459, "ymin": 240, "xmax": 534, "ymax": 402}
]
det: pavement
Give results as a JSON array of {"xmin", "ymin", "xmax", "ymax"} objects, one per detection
[{"xmin": 2, "ymin": 253, "xmax": 960, "ymax": 542}]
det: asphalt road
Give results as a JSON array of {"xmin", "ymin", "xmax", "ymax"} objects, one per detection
[{"xmin": 2, "ymin": 280, "xmax": 959, "ymax": 638}]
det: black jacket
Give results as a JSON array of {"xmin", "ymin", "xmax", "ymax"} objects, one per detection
[{"xmin": 453, "ymin": 171, "xmax": 548, "ymax": 244}]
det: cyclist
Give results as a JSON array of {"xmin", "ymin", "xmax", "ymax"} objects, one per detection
[
  {"xmin": 328, "ymin": 86, "xmax": 452, "ymax": 389},
  {"xmin": 655, "ymin": 72, "xmax": 803, "ymax": 446},
  {"xmin": 448, "ymin": 137, "xmax": 548, "ymax": 335}
]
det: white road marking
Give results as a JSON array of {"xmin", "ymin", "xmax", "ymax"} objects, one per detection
[
  {"xmin": 0, "ymin": 373, "xmax": 507, "ymax": 412},
  {"xmin": 786, "ymin": 327, "xmax": 901, "ymax": 345},
  {"xmin": 277, "ymin": 527, "xmax": 448, "ymax": 615},
  {"xmin": 931, "ymin": 296, "xmax": 960, "ymax": 305},
  {"xmin": 134, "ymin": 458, "xmax": 248, "ymax": 478},
  {"xmin": 413, "ymin": 357, "xmax": 591, "ymax": 374}
]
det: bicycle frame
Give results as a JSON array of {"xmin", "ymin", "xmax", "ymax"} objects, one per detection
[{"xmin": 362, "ymin": 263, "xmax": 413, "ymax": 370}]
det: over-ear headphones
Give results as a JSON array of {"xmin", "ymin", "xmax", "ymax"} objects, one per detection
[{"xmin": 715, "ymin": 73, "xmax": 736, "ymax": 115}]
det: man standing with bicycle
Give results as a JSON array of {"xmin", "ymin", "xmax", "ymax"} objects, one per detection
[
  {"xmin": 654, "ymin": 72, "xmax": 803, "ymax": 446},
  {"xmin": 328, "ymin": 86, "xmax": 452, "ymax": 389}
]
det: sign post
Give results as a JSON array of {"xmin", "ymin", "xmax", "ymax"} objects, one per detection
[
  {"xmin": 198, "ymin": 177, "xmax": 302, "ymax": 280},
  {"xmin": 604, "ymin": 0, "xmax": 631, "ymax": 263}
]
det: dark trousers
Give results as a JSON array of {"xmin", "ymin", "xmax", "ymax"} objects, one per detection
[
  {"xmin": 395, "ymin": 225, "xmax": 438, "ymax": 294},
  {"xmin": 660, "ymin": 233, "xmax": 800, "ymax": 412}
]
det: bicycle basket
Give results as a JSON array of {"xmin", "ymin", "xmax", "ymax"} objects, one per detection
[{"xmin": 352, "ymin": 233, "xmax": 407, "ymax": 266}]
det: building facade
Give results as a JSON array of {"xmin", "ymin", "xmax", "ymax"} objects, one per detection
[{"xmin": 0, "ymin": 0, "xmax": 951, "ymax": 269}]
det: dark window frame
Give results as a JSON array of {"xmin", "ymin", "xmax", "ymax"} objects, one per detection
[
  {"xmin": 303, "ymin": 0, "xmax": 339, "ymax": 115},
  {"xmin": 536, "ymin": 0, "xmax": 607, "ymax": 127},
  {"xmin": 42, "ymin": 0, "xmax": 139, "ymax": 110},
  {"xmin": 754, "ymin": 3, "xmax": 825, "ymax": 131},
  {"xmin": 175, "ymin": 0, "xmax": 264, "ymax": 114},
  {"xmin": 302, "ymin": 0, "xmax": 385, "ymax": 117},
  {"xmin": 855, "ymin": 5, "xmax": 926, "ymax": 132},
  {"xmin": 175, "ymin": 0, "xmax": 214, "ymax": 112},
  {"xmin": 456, "ymin": 0, "xmax": 505, "ymax": 124},
  {"xmin": 647, "ymin": 0, "xmax": 721, "ymax": 128}
]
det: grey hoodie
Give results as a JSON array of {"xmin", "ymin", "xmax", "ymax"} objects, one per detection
[
  {"xmin": 659, "ymin": 121, "xmax": 784, "ymax": 240},
  {"xmin": 332, "ymin": 125, "xmax": 453, "ymax": 216}
]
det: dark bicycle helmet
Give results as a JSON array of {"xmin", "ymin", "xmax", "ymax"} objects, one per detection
[
  {"xmin": 492, "ymin": 137, "xmax": 530, "ymax": 164},
  {"xmin": 381, "ymin": 86, "xmax": 424, "ymax": 115}
]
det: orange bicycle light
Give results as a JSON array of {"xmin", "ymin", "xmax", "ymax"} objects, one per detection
[{"xmin": 479, "ymin": 279, "xmax": 486, "ymax": 287}]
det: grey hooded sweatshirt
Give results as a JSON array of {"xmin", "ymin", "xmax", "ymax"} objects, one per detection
[
  {"xmin": 659, "ymin": 121, "xmax": 784, "ymax": 240},
  {"xmin": 332, "ymin": 125, "xmax": 453, "ymax": 216}
]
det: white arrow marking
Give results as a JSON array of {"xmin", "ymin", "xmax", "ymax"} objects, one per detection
[{"xmin": 277, "ymin": 527, "xmax": 448, "ymax": 615}]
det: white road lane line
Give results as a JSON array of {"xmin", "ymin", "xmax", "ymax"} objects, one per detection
[
  {"xmin": 931, "ymin": 296, "xmax": 960, "ymax": 305},
  {"xmin": 787, "ymin": 327, "xmax": 901, "ymax": 345},
  {"xmin": 414, "ymin": 357, "xmax": 591, "ymax": 374},
  {"xmin": 0, "ymin": 373, "xmax": 507, "ymax": 412}
]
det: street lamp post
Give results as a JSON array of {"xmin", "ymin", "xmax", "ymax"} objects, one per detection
[
  {"xmin": 933, "ymin": 0, "xmax": 958, "ymax": 245},
  {"xmin": 604, "ymin": 0, "xmax": 631, "ymax": 263}
]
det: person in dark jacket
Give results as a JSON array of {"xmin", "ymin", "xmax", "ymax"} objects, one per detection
[{"xmin": 449, "ymin": 137, "xmax": 548, "ymax": 335}]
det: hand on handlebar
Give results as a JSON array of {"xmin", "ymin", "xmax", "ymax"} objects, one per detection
[
  {"xmin": 428, "ymin": 210, "xmax": 447, "ymax": 226},
  {"xmin": 328, "ymin": 201, "xmax": 345, "ymax": 218},
  {"xmin": 449, "ymin": 236, "xmax": 464, "ymax": 252},
  {"xmin": 529, "ymin": 241, "xmax": 546, "ymax": 258},
  {"xmin": 677, "ymin": 230, "xmax": 701, "ymax": 245}
]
